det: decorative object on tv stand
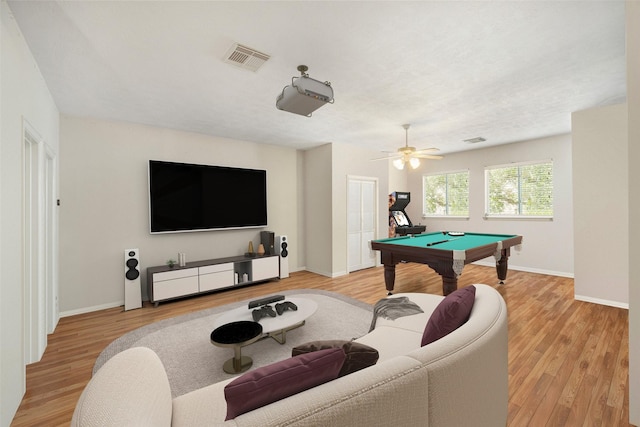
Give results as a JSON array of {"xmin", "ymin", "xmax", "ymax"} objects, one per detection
[
  {"xmin": 245, "ymin": 241, "xmax": 255, "ymax": 257},
  {"xmin": 276, "ymin": 65, "xmax": 334, "ymax": 117},
  {"xmin": 257, "ymin": 244, "xmax": 265, "ymax": 256},
  {"xmin": 178, "ymin": 253, "xmax": 186, "ymax": 267},
  {"xmin": 260, "ymin": 231, "xmax": 275, "ymax": 255},
  {"xmin": 166, "ymin": 259, "xmax": 177, "ymax": 269}
]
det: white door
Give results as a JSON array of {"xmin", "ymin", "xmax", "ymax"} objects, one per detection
[{"xmin": 347, "ymin": 177, "xmax": 377, "ymax": 272}]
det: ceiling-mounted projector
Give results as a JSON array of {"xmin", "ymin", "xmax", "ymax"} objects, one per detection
[{"xmin": 276, "ymin": 65, "xmax": 334, "ymax": 117}]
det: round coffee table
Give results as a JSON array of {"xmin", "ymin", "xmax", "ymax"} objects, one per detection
[
  {"xmin": 210, "ymin": 321, "xmax": 263, "ymax": 374},
  {"xmin": 212, "ymin": 297, "xmax": 318, "ymax": 344}
]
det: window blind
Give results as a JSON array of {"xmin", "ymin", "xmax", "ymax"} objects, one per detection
[{"xmin": 486, "ymin": 161, "xmax": 553, "ymax": 217}]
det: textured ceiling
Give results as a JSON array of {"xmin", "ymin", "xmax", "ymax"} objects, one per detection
[{"xmin": 7, "ymin": 1, "xmax": 626, "ymax": 155}]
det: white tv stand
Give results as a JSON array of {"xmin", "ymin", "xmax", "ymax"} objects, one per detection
[{"xmin": 147, "ymin": 254, "xmax": 280, "ymax": 306}]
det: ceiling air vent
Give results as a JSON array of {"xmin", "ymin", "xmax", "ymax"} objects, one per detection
[
  {"xmin": 223, "ymin": 43, "xmax": 270, "ymax": 72},
  {"xmin": 463, "ymin": 137, "xmax": 486, "ymax": 144}
]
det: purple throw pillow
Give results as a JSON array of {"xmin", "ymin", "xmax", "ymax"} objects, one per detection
[
  {"xmin": 421, "ymin": 285, "xmax": 476, "ymax": 346},
  {"xmin": 292, "ymin": 340, "xmax": 379, "ymax": 377},
  {"xmin": 224, "ymin": 347, "xmax": 346, "ymax": 420}
]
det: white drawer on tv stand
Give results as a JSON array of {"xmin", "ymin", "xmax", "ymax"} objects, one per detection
[
  {"xmin": 147, "ymin": 255, "xmax": 280, "ymax": 307},
  {"xmin": 153, "ymin": 273, "xmax": 199, "ymax": 302},
  {"xmin": 199, "ymin": 263, "xmax": 235, "ymax": 292}
]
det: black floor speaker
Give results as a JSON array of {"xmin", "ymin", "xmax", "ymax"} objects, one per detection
[
  {"xmin": 124, "ymin": 248, "xmax": 142, "ymax": 311},
  {"xmin": 276, "ymin": 235, "xmax": 289, "ymax": 278}
]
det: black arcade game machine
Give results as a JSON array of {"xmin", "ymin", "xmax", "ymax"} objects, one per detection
[{"xmin": 388, "ymin": 191, "xmax": 426, "ymax": 237}]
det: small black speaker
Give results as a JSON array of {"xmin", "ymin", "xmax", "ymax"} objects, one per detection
[
  {"xmin": 124, "ymin": 248, "xmax": 141, "ymax": 311},
  {"xmin": 260, "ymin": 231, "xmax": 275, "ymax": 255}
]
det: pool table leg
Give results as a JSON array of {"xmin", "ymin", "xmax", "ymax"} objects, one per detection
[
  {"xmin": 383, "ymin": 264, "xmax": 396, "ymax": 295},
  {"xmin": 496, "ymin": 249, "xmax": 510, "ymax": 284},
  {"xmin": 442, "ymin": 277, "xmax": 458, "ymax": 296}
]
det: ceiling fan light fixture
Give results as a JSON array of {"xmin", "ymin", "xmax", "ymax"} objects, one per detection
[
  {"xmin": 393, "ymin": 158, "xmax": 405, "ymax": 170},
  {"xmin": 371, "ymin": 123, "xmax": 443, "ymax": 166}
]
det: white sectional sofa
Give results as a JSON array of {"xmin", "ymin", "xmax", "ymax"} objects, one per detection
[{"xmin": 71, "ymin": 284, "xmax": 508, "ymax": 426}]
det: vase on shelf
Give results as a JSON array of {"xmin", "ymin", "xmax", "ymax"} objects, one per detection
[
  {"xmin": 257, "ymin": 244, "xmax": 265, "ymax": 255},
  {"xmin": 245, "ymin": 241, "xmax": 257, "ymax": 257}
]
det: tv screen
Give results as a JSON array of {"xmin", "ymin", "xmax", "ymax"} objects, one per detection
[
  {"xmin": 391, "ymin": 211, "xmax": 410, "ymax": 227},
  {"xmin": 148, "ymin": 160, "xmax": 268, "ymax": 233}
]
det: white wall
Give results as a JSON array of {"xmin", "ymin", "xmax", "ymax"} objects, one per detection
[
  {"xmin": 303, "ymin": 144, "xmax": 333, "ymax": 277},
  {"xmin": 388, "ymin": 163, "xmax": 408, "ymax": 198},
  {"xmin": 331, "ymin": 143, "xmax": 389, "ymax": 276},
  {"xmin": 626, "ymin": 1, "xmax": 639, "ymax": 423},
  {"xmin": 1, "ymin": 2, "xmax": 60, "ymax": 424},
  {"xmin": 59, "ymin": 116, "xmax": 299, "ymax": 314},
  {"xmin": 572, "ymin": 104, "xmax": 628, "ymax": 308},
  {"xmin": 302, "ymin": 143, "xmax": 390, "ymax": 277},
  {"xmin": 405, "ymin": 134, "xmax": 574, "ymax": 278},
  {"xmin": 295, "ymin": 151, "xmax": 306, "ymax": 270}
]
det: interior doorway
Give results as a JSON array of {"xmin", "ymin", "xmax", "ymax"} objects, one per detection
[
  {"xmin": 347, "ymin": 176, "xmax": 377, "ymax": 273},
  {"xmin": 22, "ymin": 120, "xmax": 57, "ymax": 364}
]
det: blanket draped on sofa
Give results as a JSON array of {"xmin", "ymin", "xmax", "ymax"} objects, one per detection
[{"xmin": 369, "ymin": 296, "xmax": 424, "ymax": 331}]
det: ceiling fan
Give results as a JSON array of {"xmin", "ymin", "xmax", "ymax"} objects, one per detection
[{"xmin": 373, "ymin": 124, "xmax": 443, "ymax": 170}]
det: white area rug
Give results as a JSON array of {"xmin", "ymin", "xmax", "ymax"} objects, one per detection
[{"xmin": 94, "ymin": 289, "xmax": 373, "ymax": 397}]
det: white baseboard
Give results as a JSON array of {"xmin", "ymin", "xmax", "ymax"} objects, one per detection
[
  {"xmin": 574, "ymin": 294, "xmax": 629, "ymax": 309},
  {"xmin": 473, "ymin": 261, "xmax": 629, "ymax": 309},
  {"xmin": 60, "ymin": 301, "xmax": 123, "ymax": 318},
  {"xmin": 303, "ymin": 267, "xmax": 348, "ymax": 278},
  {"xmin": 472, "ymin": 260, "xmax": 574, "ymax": 278}
]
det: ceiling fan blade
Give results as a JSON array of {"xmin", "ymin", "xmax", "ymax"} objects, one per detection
[
  {"xmin": 413, "ymin": 154, "xmax": 443, "ymax": 160},
  {"xmin": 413, "ymin": 147, "xmax": 440, "ymax": 154},
  {"xmin": 371, "ymin": 155, "xmax": 401, "ymax": 161}
]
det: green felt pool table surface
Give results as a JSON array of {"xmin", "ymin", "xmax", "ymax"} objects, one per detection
[
  {"xmin": 371, "ymin": 231, "xmax": 523, "ymax": 295},
  {"xmin": 373, "ymin": 232, "xmax": 519, "ymax": 251}
]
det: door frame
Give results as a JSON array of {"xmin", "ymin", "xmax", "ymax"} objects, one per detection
[{"xmin": 22, "ymin": 119, "xmax": 57, "ymax": 363}]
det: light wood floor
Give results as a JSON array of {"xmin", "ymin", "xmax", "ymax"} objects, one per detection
[{"xmin": 11, "ymin": 263, "xmax": 632, "ymax": 426}]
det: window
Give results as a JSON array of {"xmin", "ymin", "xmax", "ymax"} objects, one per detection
[
  {"xmin": 485, "ymin": 160, "xmax": 553, "ymax": 218},
  {"xmin": 423, "ymin": 170, "xmax": 469, "ymax": 217}
]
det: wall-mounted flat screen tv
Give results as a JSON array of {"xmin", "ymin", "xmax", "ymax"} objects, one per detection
[{"xmin": 148, "ymin": 160, "xmax": 267, "ymax": 234}]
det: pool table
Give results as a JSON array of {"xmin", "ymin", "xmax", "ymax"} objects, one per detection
[{"xmin": 370, "ymin": 231, "xmax": 523, "ymax": 295}]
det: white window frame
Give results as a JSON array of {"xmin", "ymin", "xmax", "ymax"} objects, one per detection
[
  {"xmin": 422, "ymin": 169, "xmax": 470, "ymax": 218},
  {"xmin": 484, "ymin": 159, "xmax": 553, "ymax": 220}
]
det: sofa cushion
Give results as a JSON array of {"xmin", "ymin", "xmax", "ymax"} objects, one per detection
[
  {"xmin": 224, "ymin": 347, "xmax": 346, "ymax": 420},
  {"xmin": 71, "ymin": 347, "xmax": 173, "ymax": 427},
  {"xmin": 421, "ymin": 285, "xmax": 476, "ymax": 346},
  {"xmin": 355, "ymin": 326, "xmax": 422, "ymax": 362},
  {"xmin": 292, "ymin": 340, "xmax": 379, "ymax": 376}
]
